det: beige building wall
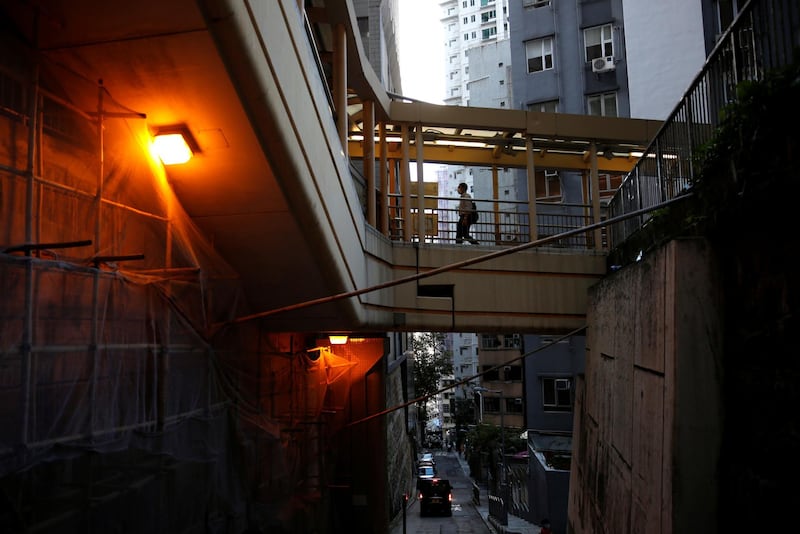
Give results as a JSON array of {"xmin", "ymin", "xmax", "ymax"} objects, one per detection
[{"xmin": 569, "ymin": 238, "xmax": 723, "ymax": 534}]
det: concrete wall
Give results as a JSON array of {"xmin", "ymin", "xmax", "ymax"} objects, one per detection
[
  {"xmin": 622, "ymin": 0, "xmax": 708, "ymax": 120},
  {"xmin": 385, "ymin": 354, "xmax": 417, "ymax": 523},
  {"xmin": 568, "ymin": 238, "xmax": 723, "ymax": 534}
]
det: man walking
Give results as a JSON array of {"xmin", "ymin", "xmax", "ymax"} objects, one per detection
[{"xmin": 456, "ymin": 182, "xmax": 479, "ymax": 244}]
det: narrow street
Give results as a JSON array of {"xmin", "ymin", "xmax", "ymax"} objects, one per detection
[{"xmin": 391, "ymin": 451, "xmax": 491, "ymax": 534}]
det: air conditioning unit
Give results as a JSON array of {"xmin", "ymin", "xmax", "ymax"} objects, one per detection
[{"xmin": 592, "ymin": 56, "xmax": 615, "ymax": 73}]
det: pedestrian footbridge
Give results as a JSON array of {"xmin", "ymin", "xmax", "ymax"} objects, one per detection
[{"xmin": 0, "ymin": 0, "xmax": 662, "ymax": 335}]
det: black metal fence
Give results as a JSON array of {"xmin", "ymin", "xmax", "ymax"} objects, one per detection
[
  {"xmin": 387, "ymin": 195, "xmax": 601, "ymax": 248},
  {"xmin": 607, "ymin": 0, "xmax": 800, "ymax": 249}
]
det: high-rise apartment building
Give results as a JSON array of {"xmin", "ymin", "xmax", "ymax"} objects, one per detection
[
  {"xmin": 438, "ymin": 0, "xmax": 520, "ymax": 234},
  {"xmin": 354, "ymin": 0, "xmax": 403, "ymax": 94},
  {"xmin": 441, "ymin": 0, "xmax": 511, "ymax": 106},
  {"xmin": 510, "ymin": 0, "xmax": 731, "ymax": 121}
]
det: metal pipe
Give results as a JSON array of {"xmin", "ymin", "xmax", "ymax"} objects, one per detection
[{"xmin": 21, "ymin": 18, "xmax": 40, "ymax": 446}]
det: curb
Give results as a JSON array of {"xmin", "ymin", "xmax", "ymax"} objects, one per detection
[{"xmin": 488, "ymin": 514, "xmax": 523, "ymax": 534}]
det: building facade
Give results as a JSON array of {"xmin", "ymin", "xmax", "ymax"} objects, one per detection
[{"xmin": 522, "ymin": 333, "xmax": 586, "ymax": 532}]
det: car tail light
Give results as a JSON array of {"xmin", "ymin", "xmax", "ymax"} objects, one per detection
[
  {"xmin": 448, "ymin": 493, "xmax": 452, "ymax": 502},
  {"xmin": 418, "ymin": 492, "xmax": 423, "ymax": 500}
]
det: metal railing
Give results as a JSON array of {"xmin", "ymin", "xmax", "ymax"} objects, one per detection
[
  {"xmin": 608, "ymin": 0, "xmax": 800, "ymax": 249},
  {"xmin": 387, "ymin": 194, "xmax": 603, "ymax": 249}
]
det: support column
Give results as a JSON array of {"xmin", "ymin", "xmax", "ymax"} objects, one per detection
[
  {"xmin": 589, "ymin": 142, "xmax": 602, "ymax": 250},
  {"xmin": 21, "ymin": 51, "xmax": 40, "ymax": 447},
  {"xmin": 492, "ymin": 166, "xmax": 499, "ymax": 244},
  {"xmin": 415, "ymin": 126, "xmax": 425, "ymax": 240},
  {"xmin": 363, "ymin": 99, "xmax": 376, "ymax": 226},
  {"xmin": 89, "ymin": 80, "xmax": 106, "ymax": 439},
  {"xmin": 379, "ymin": 122, "xmax": 389, "ymax": 236},
  {"xmin": 526, "ymin": 135, "xmax": 538, "ymax": 241},
  {"xmin": 401, "ymin": 124, "xmax": 411, "ymax": 242}
]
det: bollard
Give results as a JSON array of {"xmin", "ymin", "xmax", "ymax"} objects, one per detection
[{"xmin": 402, "ymin": 493, "xmax": 408, "ymax": 534}]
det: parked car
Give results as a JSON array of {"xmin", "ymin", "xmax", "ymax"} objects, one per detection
[
  {"xmin": 418, "ymin": 478, "xmax": 452, "ymax": 517},
  {"xmin": 416, "ymin": 465, "xmax": 436, "ymax": 483}
]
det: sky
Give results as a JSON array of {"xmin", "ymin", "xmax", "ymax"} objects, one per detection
[{"xmin": 397, "ymin": 0, "xmax": 445, "ymax": 104}]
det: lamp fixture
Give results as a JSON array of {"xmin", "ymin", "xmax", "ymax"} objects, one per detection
[
  {"xmin": 152, "ymin": 124, "xmax": 200, "ymax": 165},
  {"xmin": 328, "ymin": 335, "xmax": 349, "ymax": 345}
]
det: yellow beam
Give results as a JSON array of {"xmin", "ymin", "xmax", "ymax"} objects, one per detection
[{"xmin": 347, "ymin": 142, "xmax": 639, "ymax": 173}]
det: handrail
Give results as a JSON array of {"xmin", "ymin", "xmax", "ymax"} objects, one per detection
[
  {"xmin": 607, "ymin": 0, "xmax": 800, "ymax": 249},
  {"xmin": 385, "ymin": 193, "xmax": 604, "ymax": 249}
]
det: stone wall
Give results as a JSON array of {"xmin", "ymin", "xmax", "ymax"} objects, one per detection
[
  {"xmin": 568, "ymin": 238, "xmax": 723, "ymax": 534},
  {"xmin": 385, "ymin": 360, "xmax": 416, "ymax": 523}
]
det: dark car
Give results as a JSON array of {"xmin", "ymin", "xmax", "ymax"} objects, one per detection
[{"xmin": 417, "ymin": 478, "xmax": 452, "ymax": 517}]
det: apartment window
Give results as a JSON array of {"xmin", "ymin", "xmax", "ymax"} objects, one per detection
[
  {"xmin": 483, "ymin": 396, "xmax": 501, "ymax": 413},
  {"xmin": 470, "ymin": 0, "xmax": 476, "ymax": 5},
  {"xmin": 499, "ymin": 79, "xmax": 504, "ymax": 85},
  {"xmin": 506, "ymin": 398, "xmax": 524, "ymax": 414},
  {"xmin": 584, "ymin": 24, "xmax": 614, "ymax": 62},
  {"xmin": 504, "ymin": 365, "xmax": 522, "ymax": 381},
  {"xmin": 471, "ymin": 31, "xmax": 477, "ymax": 39},
  {"xmin": 464, "ymin": 33, "xmax": 469, "ymax": 41},
  {"xmin": 542, "ymin": 377, "xmax": 572, "ymax": 411},
  {"xmin": 481, "ymin": 365, "xmax": 500, "ymax": 381},
  {"xmin": 482, "ymin": 27, "xmax": 497, "ymax": 39},
  {"xmin": 463, "ymin": 1, "xmax": 467, "ymax": 7},
  {"xmin": 528, "ymin": 99, "xmax": 559, "ymax": 112},
  {"xmin": 587, "ymin": 92, "xmax": 618, "ymax": 117},
  {"xmin": 523, "ymin": 0, "xmax": 551, "ymax": 7},
  {"xmin": 481, "ymin": 10, "xmax": 496, "ymax": 23},
  {"xmin": 525, "ymin": 37, "xmax": 554, "ymax": 73},
  {"xmin": 471, "ymin": 14, "xmax": 476, "ymax": 22},
  {"xmin": 464, "ymin": 17, "xmax": 468, "ymax": 24}
]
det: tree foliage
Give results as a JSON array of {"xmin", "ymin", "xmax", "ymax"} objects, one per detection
[
  {"xmin": 465, "ymin": 422, "xmax": 525, "ymax": 483},
  {"xmin": 410, "ymin": 332, "xmax": 453, "ymax": 421}
]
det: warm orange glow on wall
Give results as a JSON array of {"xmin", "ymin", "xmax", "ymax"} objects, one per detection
[{"xmin": 153, "ymin": 133, "xmax": 193, "ymax": 165}]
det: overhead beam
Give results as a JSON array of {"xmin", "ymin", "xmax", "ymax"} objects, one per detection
[{"xmin": 347, "ymin": 142, "xmax": 639, "ymax": 173}]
